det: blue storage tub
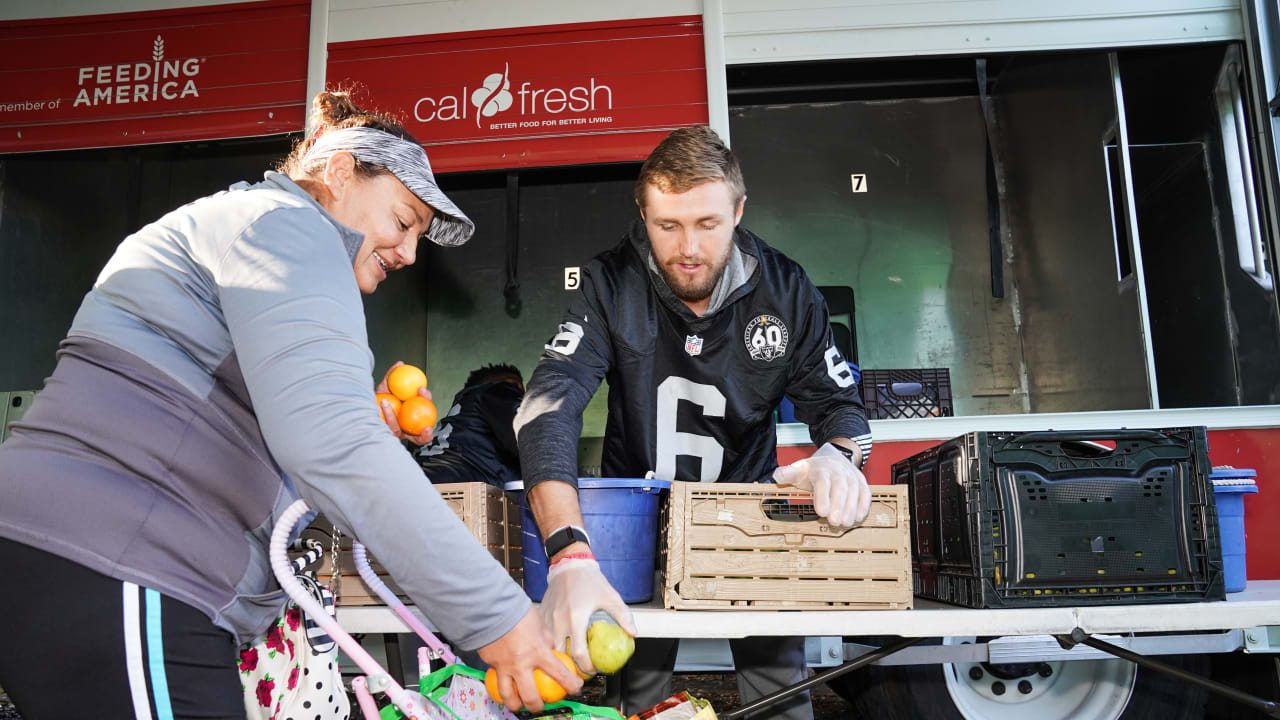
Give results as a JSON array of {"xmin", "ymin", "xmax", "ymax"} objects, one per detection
[
  {"xmin": 1211, "ymin": 467, "xmax": 1258, "ymax": 593},
  {"xmin": 506, "ymin": 478, "xmax": 671, "ymax": 603}
]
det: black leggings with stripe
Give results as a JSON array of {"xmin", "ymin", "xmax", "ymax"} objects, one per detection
[{"xmin": 0, "ymin": 537, "xmax": 245, "ymax": 719}]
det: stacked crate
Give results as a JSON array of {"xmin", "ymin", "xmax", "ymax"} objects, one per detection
[
  {"xmin": 859, "ymin": 368, "xmax": 953, "ymax": 419},
  {"xmin": 311, "ymin": 482, "xmax": 522, "ymax": 607},
  {"xmin": 661, "ymin": 482, "xmax": 912, "ymax": 610},
  {"xmin": 894, "ymin": 427, "xmax": 1225, "ymax": 608}
]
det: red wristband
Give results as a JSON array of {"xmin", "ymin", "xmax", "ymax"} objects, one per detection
[{"xmin": 550, "ymin": 552, "xmax": 596, "ymax": 566}]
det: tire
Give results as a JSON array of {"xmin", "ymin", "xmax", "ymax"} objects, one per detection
[
  {"xmin": 1205, "ymin": 651, "xmax": 1280, "ymax": 720},
  {"xmin": 828, "ymin": 638, "xmax": 1209, "ymax": 720}
]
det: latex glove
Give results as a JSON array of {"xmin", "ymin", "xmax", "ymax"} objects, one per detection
[
  {"xmin": 772, "ymin": 442, "xmax": 870, "ymax": 527},
  {"xmin": 539, "ymin": 557, "xmax": 638, "ymax": 675},
  {"xmin": 375, "ymin": 361, "xmax": 434, "ymax": 445}
]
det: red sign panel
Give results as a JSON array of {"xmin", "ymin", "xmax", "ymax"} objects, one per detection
[
  {"xmin": 328, "ymin": 17, "xmax": 708, "ymax": 172},
  {"xmin": 0, "ymin": 0, "xmax": 308, "ymax": 154}
]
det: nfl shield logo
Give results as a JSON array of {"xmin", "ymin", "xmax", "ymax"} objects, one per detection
[{"xmin": 685, "ymin": 335, "xmax": 704, "ymax": 357}]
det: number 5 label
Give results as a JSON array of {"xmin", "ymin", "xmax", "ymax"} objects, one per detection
[{"xmin": 564, "ymin": 266, "xmax": 581, "ymax": 290}]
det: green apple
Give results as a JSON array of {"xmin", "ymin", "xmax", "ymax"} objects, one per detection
[{"xmin": 587, "ymin": 616, "xmax": 635, "ymax": 675}]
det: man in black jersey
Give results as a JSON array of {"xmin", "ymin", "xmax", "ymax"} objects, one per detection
[
  {"xmin": 416, "ymin": 363, "xmax": 524, "ymax": 488},
  {"xmin": 515, "ymin": 126, "xmax": 872, "ymax": 718}
]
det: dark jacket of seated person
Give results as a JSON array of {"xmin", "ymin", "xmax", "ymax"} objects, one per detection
[{"xmin": 417, "ymin": 364, "xmax": 524, "ymax": 488}]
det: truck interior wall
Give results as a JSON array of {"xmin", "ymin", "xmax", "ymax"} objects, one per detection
[
  {"xmin": 420, "ymin": 165, "xmax": 639, "ymax": 436},
  {"xmin": 1127, "ymin": 142, "xmax": 1241, "ymax": 407},
  {"xmin": 1, "ymin": 138, "xmax": 293, "ymax": 391},
  {"xmin": 1118, "ymin": 45, "xmax": 1243, "ymax": 408},
  {"xmin": 0, "ymin": 136, "xmax": 453, "ymax": 395},
  {"xmin": 727, "ymin": 97, "xmax": 1026, "ymax": 417},
  {"xmin": 1218, "ymin": 176, "xmax": 1280, "ymax": 406},
  {"xmin": 0, "ymin": 151, "xmax": 133, "ymax": 390},
  {"xmin": 990, "ymin": 52, "xmax": 1153, "ymax": 412},
  {"xmin": 1117, "ymin": 43, "xmax": 1280, "ymax": 407},
  {"xmin": 1198, "ymin": 78, "xmax": 1280, "ymax": 407}
]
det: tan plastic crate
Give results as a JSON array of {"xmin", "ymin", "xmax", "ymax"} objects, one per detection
[
  {"xmin": 662, "ymin": 482, "xmax": 913, "ymax": 610},
  {"xmin": 309, "ymin": 482, "xmax": 522, "ymax": 607},
  {"xmin": 438, "ymin": 481, "xmax": 523, "ymax": 585}
]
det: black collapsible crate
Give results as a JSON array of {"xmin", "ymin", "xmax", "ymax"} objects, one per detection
[
  {"xmin": 860, "ymin": 368, "xmax": 953, "ymax": 419},
  {"xmin": 892, "ymin": 427, "xmax": 1225, "ymax": 608}
]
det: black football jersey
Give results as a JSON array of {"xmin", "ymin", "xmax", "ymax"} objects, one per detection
[
  {"xmin": 517, "ymin": 220, "xmax": 871, "ymax": 488},
  {"xmin": 417, "ymin": 380, "xmax": 523, "ymax": 488}
]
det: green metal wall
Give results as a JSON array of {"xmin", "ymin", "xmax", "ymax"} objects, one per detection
[
  {"xmin": 411, "ymin": 168, "xmax": 639, "ymax": 437},
  {"xmin": 730, "ymin": 97, "xmax": 1026, "ymax": 417}
]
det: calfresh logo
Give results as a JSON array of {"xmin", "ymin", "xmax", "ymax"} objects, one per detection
[
  {"xmin": 74, "ymin": 35, "xmax": 202, "ymax": 108},
  {"xmin": 470, "ymin": 64, "xmax": 513, "ymax": 127},
  {"xmin": 414, "ymin": 63, "xmax": 613, "ymax": 128}
]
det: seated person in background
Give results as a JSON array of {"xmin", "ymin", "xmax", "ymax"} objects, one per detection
[
  {"xmin": 416, "ymin": 363, "xmax": 524, "ymax": 488},
  {"xmin": 394, "ymin": 363, "xmax": 524, "ymax": 675}
]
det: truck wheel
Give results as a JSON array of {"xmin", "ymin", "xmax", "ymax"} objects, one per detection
[
  {"xmin": 1206, "ymin": 651, "xmax": 1280, "ymax": 719},
  {"xmin": 828, "ymin": 637, "xmax": 1209, "ymax": 720}
]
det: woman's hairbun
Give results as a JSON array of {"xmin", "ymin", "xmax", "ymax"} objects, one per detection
[
  {"xmin": 278, "ymin": 87, "xmax": 420, "ymax": 177},
  {"xmin": 310, "ymin": 90, "xmax": 364, "ymax": 134}
]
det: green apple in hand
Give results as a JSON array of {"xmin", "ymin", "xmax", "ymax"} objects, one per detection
[{"xmin": 587, "ymin": 613, "xmax": 635, "ymax": 675}]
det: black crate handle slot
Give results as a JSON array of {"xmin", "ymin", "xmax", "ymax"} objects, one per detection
[
  {"xmin": 760, "ymin": 498, "xmax": 821, "ymax": 523},
  {"xmin": 887, "ymin": 382, "xmax": 925, "ymax": 397},
  {"xmin": 1007, "ymin": 429, "xmax": 1171, "ymax": 445}
]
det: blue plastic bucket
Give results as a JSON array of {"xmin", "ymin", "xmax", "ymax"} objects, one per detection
[
  {"xmin": 507, "ymin": 478, "xmax": 671, "ymax": 603},
  {"xmin": 1211, "ymin": 467, "xmax": 1258, "ymax": 593}
]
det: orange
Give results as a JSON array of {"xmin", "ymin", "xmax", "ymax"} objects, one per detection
[
  {"xmin": 484, "ymin": 650, "xmax": 579, "ymax": 706},
  {"xmin": 485, "ymin": 668, "xmax": 502, "ymax": 705},
  {"xmin": 375, "ymin": 393, "xmax": 402, "ymax": 424},
  {"xmin": 396, "ymin": 396, "xmax": 437, "ymax": 436},
  {"xmin": 386, "ymin": 364, "xmax": 427, "ymax": 401}
]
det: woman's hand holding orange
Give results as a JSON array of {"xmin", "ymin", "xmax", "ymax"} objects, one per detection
[
  {"xmin": 477, "ymin": 607, "xmax": 584, "ymax": 713},
  {"xmin": 376, "ymin": 361, "xmax": 436, "ymax": 445}
]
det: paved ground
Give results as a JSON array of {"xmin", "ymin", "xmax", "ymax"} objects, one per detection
[
  {"xmin": 1, "ymin": 673, "xmax": 854, "ymax": 719},
  {"xmin": 578, "ymin": 671, "xmax": 852, "ymax": 719}
]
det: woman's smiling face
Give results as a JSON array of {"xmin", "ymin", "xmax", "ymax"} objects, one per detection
[{"xmin": 319, "ymin": 152, "xmax": 435, "ymax": 294}]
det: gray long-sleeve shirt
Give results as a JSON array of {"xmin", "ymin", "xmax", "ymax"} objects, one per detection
[{"xmin": 0, "ymin": 172, "xmax": 528, "ymax": 647}]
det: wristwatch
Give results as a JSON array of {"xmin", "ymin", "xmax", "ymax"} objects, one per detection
[
  {"xmin": 832, "ymin": 443, "xmax": 861, "ymax": 468},
  {"xmin": 544, "ymin": 525, "xmax": 591, "ymax": 559}
]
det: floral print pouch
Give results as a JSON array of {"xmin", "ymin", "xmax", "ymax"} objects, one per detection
[
  {"xmin": 240, "ymin": 603, "xmax": 350, "ymax": 720},
  {"xmin": 241, "ymin": 539, "xmax": 350, "ymax": 720}
]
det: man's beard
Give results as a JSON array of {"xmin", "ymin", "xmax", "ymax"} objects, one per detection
[{"xmin": 658, "ymin": 251, "xmax": 730, "ymax": 303}]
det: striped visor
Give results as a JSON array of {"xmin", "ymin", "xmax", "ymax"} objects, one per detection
[{"xmin": 303, "ymin": 126, "xmax": 475, "ymax": 247}]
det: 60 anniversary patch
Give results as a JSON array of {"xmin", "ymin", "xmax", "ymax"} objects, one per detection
[{"xmin": 744, "ymin": 314, "xmax": 789, "ymax": 362}]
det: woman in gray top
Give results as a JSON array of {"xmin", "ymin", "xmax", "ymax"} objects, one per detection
[{"xmin": 0, "ymin": 91, "xmax": 576, "ymax": 718}]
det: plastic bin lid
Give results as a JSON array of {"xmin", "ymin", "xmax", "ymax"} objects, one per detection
[
  {"xmin": 504, "ymin": 478, "xmax": 671, "ymax": 491},
  {"xmin": 1211, "ymin": 466, "xmax": 1258, "ymax": 494},
  {"xmin": 1213, "ymin": 480, "xmax": 1259, "ymax": 494},
  {"xmin": 1211, "ymin": 466, "xmax": 1257, "ymax": 479}
]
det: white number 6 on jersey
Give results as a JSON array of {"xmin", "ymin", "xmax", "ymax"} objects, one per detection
[
  {"xmin": 825, "ymin": 345, "xmax": 856, "ymax": 388},
  {"xmin": 655, "ymin": 376, "xmax": 726, "ymax": 483}
]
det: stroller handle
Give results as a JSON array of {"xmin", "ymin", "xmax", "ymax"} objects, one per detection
[
  {"xmin": 270, "ymin": 499, "xmax": 433, "ymax": 719},
  {"xmin": 353, "ymin": 542, "xmax": 458, "ymax": 665}
]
